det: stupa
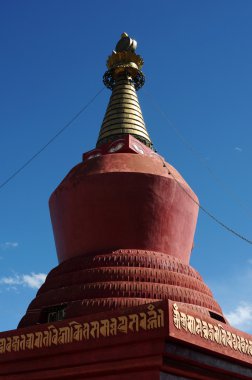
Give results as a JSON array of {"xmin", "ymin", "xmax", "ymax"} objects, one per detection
[{"xmin": 0, "ymin": 33, "xmax": 251, "ymax": 380}]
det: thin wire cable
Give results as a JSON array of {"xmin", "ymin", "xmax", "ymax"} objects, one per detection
[
  {"xmin": 161, "ymin": 158, "xmax": 252, "ymax": 245},
  {"xmin": 0, "ymin": 87, "xmax": 105, "ymax": 191},
  {"xmin": 144, "ymin": 88, "xmax": 252, "ymax": 220}
]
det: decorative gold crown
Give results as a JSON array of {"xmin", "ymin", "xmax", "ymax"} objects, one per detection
[
  {"xmin": 106, "ymin": 51, "xmax": 144, "ymax": 70},
  {"xmin": 103, "ymin": 33, "xmax": 145, "ymax": 91}
]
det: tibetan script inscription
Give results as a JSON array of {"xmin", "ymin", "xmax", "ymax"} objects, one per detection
[
  {"xmin": 172, "ymin": 303, "xmax": 252, "ymax": 357},
  {"xmin": 0, "ymin": 304, "xmax": 164, "ymax": 355}
]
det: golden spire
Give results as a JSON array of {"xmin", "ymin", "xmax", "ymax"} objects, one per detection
[{"xmin": 96, "ymin": 33, "xmax": 153, "ymax": 148}]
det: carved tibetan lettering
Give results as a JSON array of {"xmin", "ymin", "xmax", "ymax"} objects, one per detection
[
  {"xmin": 243, "ymin": 338, "xmax": 248, "ymax": 354},
  {"xmin": 195, "ymin": 318, "xmax": 203, "ymax": 337},
  {"xmin": 58, "ymin": 326, "xmax": 73, "ymax": 344},
  {"xmin": 146, "ymin": 304, "xmax": 164, "ymax": 329},
  {"xmin": 232, "ymin": 333, "xmax": 238, "ymax": 351},
  {"xmin": 26, "ymin": 333, "xmax": 35, "ymax": 349},
  {"xmin": 0, "ymin": 304, "xmax": 165, "ymax": 355},
  {"xmin": 187, "ymin": 315, "xmax": 196, "ymax": 335},
  {"xmin": 235, "ymin": 334, "xmax": 241, "ymax": 352},
  {"xmin": 173, "ymin": 303, "xmax": 181, "ymax": 330},
  {"xmin": 147, "ymin": 304, "xmax": 158, "ymax": 329},
  {"xmin": 139, "ymin": 312, "xmax": 147, "ymax": 330},
  {"xmin": 34, "ymin": 332, "xmax": 43, "ymax": 349},
  {"xmin": 48, "ymin": 325, "xmax": 58, "ymax": 345},
  {"xmin": 110, "ymin": 318, "xmax": 117, "ymax": 335},
  {"xmin": 90, "ymin": 321, "xmax": 100, "ymax": 339},
  {"xmin": 12, "ymin": 336, "xmax": 20, "ymax": 352},
  {"xmin": 43, "ymin": 330, "xmax": 51, "ymax": 347},
  {"xmin": 171, "ymin": 303, "xmax": 252, "ymax": 358},
  {"xmin": 180, "ymin": 312, "xmax": 188, "ymax": 332},
  {"xmin": 226, "ymin": 331, "xmax": 233, "ymax": 349},
  {"xmin": 237, "ymin": 335, "xmax": 242, "ymax": 353},
  {"xmin": 0, "ymin": 338, "xmax": 6, "ymax": 354},
  {"xmin": 240, "ymin": 337, "xmax": 247, "ymax": 354},
  {"xmin": 129, "ymin": 314, "xmax": 139, "ymax": 332},
  {"xmin": 117, "ymin": 316, "xmax": 128, "ymax": 334},
  {"xmin": 214, "ymin": 325, "xmax": 221, "ymax": 345},
  {"xmin": 83, "ymin": 322, "xmax": 90, "ymax": 340},
  {"xmin": 248, "ymin": 341, "xmax": 252, "ymax": 355},
  {"xmin": 70, "ymin": 321, "xmax": 83, "ymax": 342},
  {"xmin": 20, "ymin": 335, "xmax": 26, "ymax": 351},
  {"xmin": 208, "ymin": 323, "xmax": 214, "ymax": 342},
  {"xmin": 202, "ymin": 321, "xmax": 209, "ymax": 340},
  {"xmin": 6, "ymin": 337, "xmax": 12, "ymax": 353},
  {"xmin": 220, "ymin": 326, "xmax": 227, "ymax": 346},
  {"xmin": 100, "ymin": 319, "xmax": 110, "ymax": 337},
  {"xmin": 157, "ymin": 308, "xmax": 164, "ymax": 328}
]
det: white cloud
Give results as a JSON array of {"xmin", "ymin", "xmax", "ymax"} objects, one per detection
[
  {"xmin": 0, "ymin": 242, "xmax": 19, "ymax": 250},
  {"xmin": 225, "ymin": 302, "xmax": 252, "ymax": 331},
  {"xmin": 0, "ymin": 273, "xmax": 46, "ymax": 289},
  {"xmin": 234, "ymin": 146, "xmax": 243, "ymax": 152},
  {"xmin": 0, "ymin": 276, "xmax": 20, "ymax": 286},
  {"xmin": 22, "ymin": 273, "xmax": 46, "ymax": 289}
]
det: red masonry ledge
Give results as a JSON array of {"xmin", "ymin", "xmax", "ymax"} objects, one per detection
[{"xmin": 0, "ymin": 301, "xmax": 252, "ymax": 380}]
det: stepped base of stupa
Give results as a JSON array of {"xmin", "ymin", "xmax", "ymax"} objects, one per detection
[{"xmin": 18, "ymin": 249, "xmax": 224, "ymax": 328}]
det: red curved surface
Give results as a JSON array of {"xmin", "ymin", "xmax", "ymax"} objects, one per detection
[{"xmin": 50, "ymin": 153, "xmax": 198, "ymax": 265}]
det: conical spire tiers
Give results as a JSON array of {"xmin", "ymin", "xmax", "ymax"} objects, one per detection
[{"xmin": 97, "ymin": 33, "xmax": 152, "ymax": 148}]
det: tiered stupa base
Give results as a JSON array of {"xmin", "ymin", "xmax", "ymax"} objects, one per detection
[{"xmin": 19, "ymin": 249, "xmax": 224, "ymax": 328}]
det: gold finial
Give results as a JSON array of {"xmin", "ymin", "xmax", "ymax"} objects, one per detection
[
  {"xmin": 104, "ymin": 33, "xmax": 144, "ymax": 91},
  {"xmin": 115, "ymin": 32, "xmax": 137, "ymax": 53}
]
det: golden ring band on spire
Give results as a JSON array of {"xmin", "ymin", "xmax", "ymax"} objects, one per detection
[
  {"xmin": 107, "ymin": 98, "xmax": 141, "ymax": 107},
  {"xmin": 104, "ymin": 106, "xmax": 143, "ymax": 115},
  {"xmin": 101, "ymin": 116, "xmax": 145, "ymax": 127},
  {"xmin": 108, "ymin": 102, "xmax": 142, "ymax": 111},
  {"xmin": 106, "ymin": 103, "xmax": 142, "ymax": 112},
  {"xmin": 111, "ymin": 83, "xmax": 135, "ymax": 91},
  {"xmin": 102, "ymin": 118, "xmax": 145, "ymax": 128},
  {"xmin": 102, "ymin": 116, "xmax": 145, "ymax": 127},
  {"xmin": 108, "ymin": 97, "xmax": 142, "ymax": 107},
  {"xmin": 103, "ymin": 109, "xmax": 144, "ymax": 119},
  {"xmin": 99, "ymin": 127, "xmax": 150, "ymax": 141},
  {"xmin": 112, "ymin": 84, "xmax": 137, "ymax": 92},
  {"xmin": 112, "ymin": 81, "xmax": 136, "ymax": 87},
  {"xmin": 109, "ymin": 98, "xmax": 141, "ymax": 106},
  {"xmin": 111, "ymin": 89, "xmax": 140, "ymax": 97},
  {"xmin": 99, "ymin": 121, "xmax": 148, "ymax": 133},
  {"xmin": 110, "ymin": 93, "xmax": 138, "ymax": 101},
  {"xmin": 104, "ymin": 105, "xmax": 143, "ymax": 116}
]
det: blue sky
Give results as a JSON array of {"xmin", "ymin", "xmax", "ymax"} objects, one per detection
[{"xmin": 1, "ymin": 0, "xmax": 252, "ymax": 333}]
